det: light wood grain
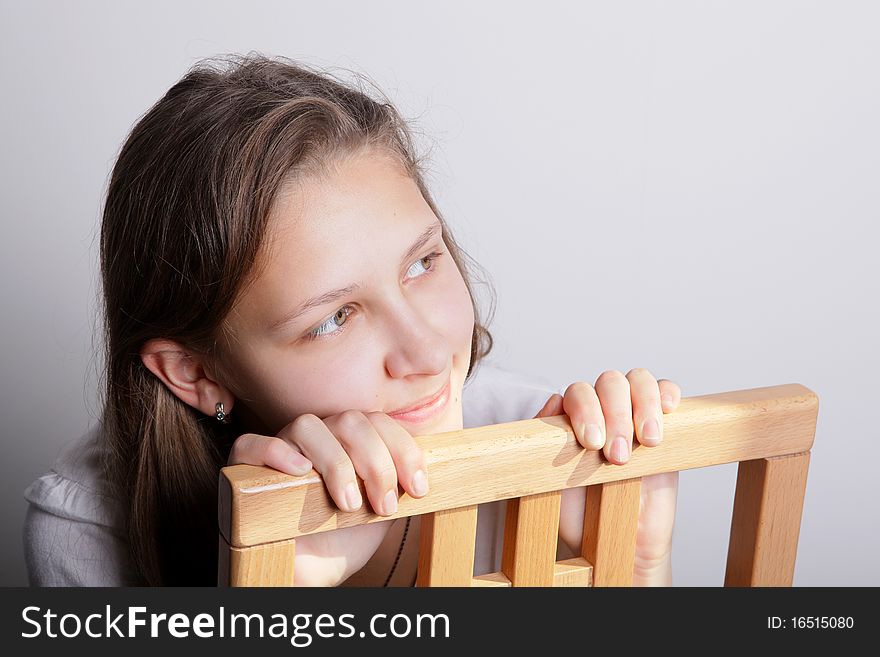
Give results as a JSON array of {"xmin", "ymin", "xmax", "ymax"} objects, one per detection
[
  {"xmin": 725, "ymin": 452, "xmax": 811, "ymax": 586},
  {"xmin": 501, "ymin": 491, "xmax": 562, "ymax": 586},
  {"xmin": 552, "ymin": 557, "xmax": 593, "ymax": 587},
  {"xmin": 582, "ymin": 478, "xmax": 642, "ymax": 586},
  {"xmin": 219, "ymin": 535, "xmax": 296, "ymax": 587},
  {"xmin": 219, "ymin": 384, "xmax": 818, "ymax": 548},
  {"xmin": 472, "ymin": 558, "xmax": 593, "ymax": 587},
  {"xmin": 415, "ymin": 505, "xmax": 478, "ymax": 586}
]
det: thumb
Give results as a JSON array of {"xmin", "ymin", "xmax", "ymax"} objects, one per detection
[{"xmin": 534, "ymin": 393, "xmax": 565, "ymax": 419}]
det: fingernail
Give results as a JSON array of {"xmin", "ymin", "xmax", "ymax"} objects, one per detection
[
  {"xmin": 585, "ymin": 423, "xmax": 604, "ymax": 449},
  {"xmin": 612, "ymin": 436, "xmax": 630, "ymax": 463},
  {"xmin": 661, "ymin": 394, "xmax": 674, "ymax": 407},
  {"xmin": 345, "ymin": 481, "xmax": 362, "ymax": 511},
  {"xmin": 642, "ymin": 417, "xmax": 661, "ymax": 443},
  {"xmin": 383, "ymin": 489, "xmax": 399, "ymax": 515},
  {"xmin": 412, "ymin": 469, "xmax": 428, "ymax": 497}
]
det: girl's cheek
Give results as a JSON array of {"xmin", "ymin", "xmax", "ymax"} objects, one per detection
[
  {"xmin": 436, "ymin": 267, "xmax": 476, "ymax": 350},
  {"xmin": 237, "ymin": 357, "xmax": 306, "ymax": 429},
  {"xmin": 268, "ymin": 350, "xmax": 370, "ymax": 422}
]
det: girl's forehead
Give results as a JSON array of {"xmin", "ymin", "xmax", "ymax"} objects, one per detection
[
  {"xmin": 240, "ymin": 154, "xmax": 440, "ymax": 313},
  {"xmin": 267, "ymin": 154, "xmax": 433, "ymax": 255}
]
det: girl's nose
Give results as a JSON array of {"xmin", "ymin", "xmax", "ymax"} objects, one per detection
[{"xmin": 383, "ymin": 305, "xmax": 448, "ymax": 379}]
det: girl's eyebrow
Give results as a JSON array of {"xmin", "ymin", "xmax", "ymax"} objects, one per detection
[{"xmin": 266, "ymin": 220, "xmax": 442, "ymax": 334}]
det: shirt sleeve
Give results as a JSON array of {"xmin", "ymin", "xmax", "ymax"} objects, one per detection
[
  {"xmin": 22, "ymin": 473, "xmax": 142, "ymax": 587},
  {"xmin": 23, "ymin": 505, "xmax": 140, "ymax": 586},
  {"xmin": 462, "ymin": 361, "xmax": 563, "ymax": 428}
]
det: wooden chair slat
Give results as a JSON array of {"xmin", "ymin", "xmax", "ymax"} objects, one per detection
[
  {"xmin": 416, "ymin": 505, "xmax": 479, "ymax": 586},
  {"xmin": 582, "ymin": 478, "xmax": 642, "ymax": 586},
  {"xmin": 219, "ymin": 535, "xmax": 295, "ymax": 587},
  {"xmin": 501, "ymin": 491, "xmax": 562, "ymax": 586},
  {"xmin": 725, "ymin": 452, "xmax": 811, "ymax": 586}
]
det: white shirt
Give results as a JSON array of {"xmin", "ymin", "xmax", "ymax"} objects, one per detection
[{"xmin": 22, "ymin": 361, "xmax": 561, "ymax": 586}]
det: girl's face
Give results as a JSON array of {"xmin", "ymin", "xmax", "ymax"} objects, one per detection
[{"xmin": 216, "ymin": 149, "xmax": 475, "ymax": 437}]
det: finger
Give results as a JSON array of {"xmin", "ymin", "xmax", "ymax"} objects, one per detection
[
  {"xmin": 366, "ymin": 412, "xmax": 429, "ymax": 499},
  {"xmin": 560, "ymin": 382, "xmax": 605, "ymax": 450},
  {"xmin": 533, "ymin": 393, "xmax": 564, "ymax": 419},
  {"xmin": 626, "ymin": 368, "xmax": 664, "ymax": 448},
  {"xmin": 279, "ymin": 414, "xmax": 363, "ymax": 513},
  {"xmin": 594, "ymin": 370, "xmax": 633, "ymax": 464},
  {"xmin": 324, "ymin": 410, "xmax": 400, "ymax": 517},
  {"xmin": 227, "ymin": 432, "xmax": 313, "ymax": 475},
  {"xmin": 657, "ymin": 379, "xmax": 682, "ymax": 413}
]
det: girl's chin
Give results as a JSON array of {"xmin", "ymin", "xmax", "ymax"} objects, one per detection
[{"xmin": 427, "ymin": 413, "xmax": 464, "ymax": 433}]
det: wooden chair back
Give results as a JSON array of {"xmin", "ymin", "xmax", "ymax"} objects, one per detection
[{"xmin": 218, "ymin": 383, "xmax": 818, "ymax": 586}]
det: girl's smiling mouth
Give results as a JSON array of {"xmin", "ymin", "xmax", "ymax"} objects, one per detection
[{"xmin": 386, "ymin": 377, "xmax": 451, "ymax": 424}]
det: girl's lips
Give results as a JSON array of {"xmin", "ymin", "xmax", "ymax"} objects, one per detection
[{"xmin": 387, "ymin": 379, "xmax": 451, "ymax": 424}]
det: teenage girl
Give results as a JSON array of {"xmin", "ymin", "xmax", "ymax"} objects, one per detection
[{"xmin": 23, "ymin": 55, "xmax": 681, "ymax": 586}]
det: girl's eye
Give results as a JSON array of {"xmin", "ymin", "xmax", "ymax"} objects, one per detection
[
  {"xmin": 307, "ymin": 305, "xmax": 353, "ymax": 340},
  {"xmin": 305, "ymin": 250, "xmax": 444, "ymax": 342},
  {"xmin": 405, "ymin": 251, "xmax": 442, "ymax": 279}
]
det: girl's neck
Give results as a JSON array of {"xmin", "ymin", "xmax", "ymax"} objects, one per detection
[{"xmin": 232, "ymin": 403, "xmax": 273, "ymax": 437}]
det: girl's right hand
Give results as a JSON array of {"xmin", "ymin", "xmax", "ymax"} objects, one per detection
[{"xmin": 227, "ymin": 410, "xmax": 429, "ymax": 586}]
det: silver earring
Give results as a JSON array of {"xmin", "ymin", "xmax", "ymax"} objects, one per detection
[{"xmin": 215, "ymin": 402, "xmax": 230, "ymax": 424}]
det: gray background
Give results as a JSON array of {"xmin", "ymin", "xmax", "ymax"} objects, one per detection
[{"xmin": 2, "ymin": 0, "xmax": 877, "ymax": 586}]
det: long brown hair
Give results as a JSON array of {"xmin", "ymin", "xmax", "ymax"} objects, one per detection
[{"xmin": 98, "ymin": 54, "xmax": 495, "ymax": 585}]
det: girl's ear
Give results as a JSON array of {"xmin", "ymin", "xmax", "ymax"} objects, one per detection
[{"xmin": 140, "ymin": 338, "xmax": 235, "ymax": 418}]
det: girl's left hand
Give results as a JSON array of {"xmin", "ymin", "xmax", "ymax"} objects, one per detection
[{"xmin": 533, "ymin": 368, "xmax": 681, "ymax": 584}]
